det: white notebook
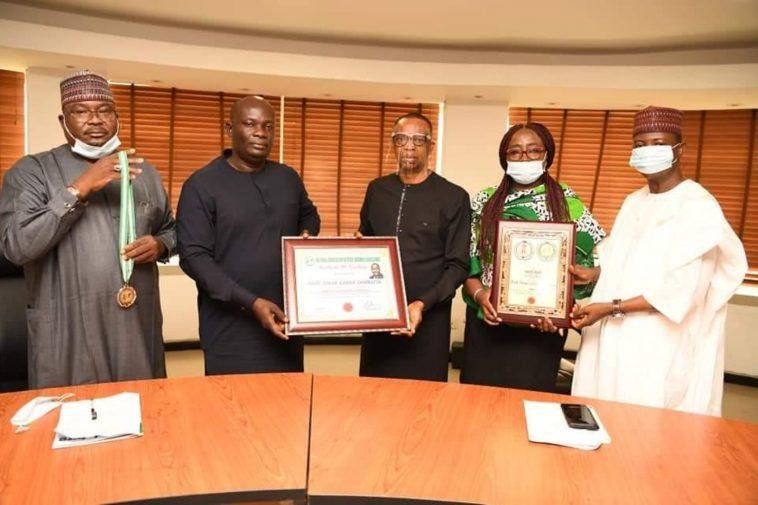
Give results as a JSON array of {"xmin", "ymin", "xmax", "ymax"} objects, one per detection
[
  {"xmin": 523, "ymin": 400, "xmax": 611, "ymax": 451},
  {"xmin": 52, "ymin": 392, "xmax": 143, "ymax": 449}
]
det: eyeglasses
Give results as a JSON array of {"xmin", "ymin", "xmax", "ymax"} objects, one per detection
[
  {"xmin": 391, "ymin": 133, "xmax": 431, "ymax": 147},
  {"xmin": 65, "ymin": 106, "xmax": 117, "ymax": 122},
  {"xmin": 505, "ymin": 147, "xmax": 546, "ymax": 161}
]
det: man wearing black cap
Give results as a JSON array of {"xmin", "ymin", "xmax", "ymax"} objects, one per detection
[
  {"xmin": 0, "ymin": 70, "xmax": 175, "ymax": 388},
  {"xmin": 570, "ymin": 106, "xmax": 747, "ymax": 416}
]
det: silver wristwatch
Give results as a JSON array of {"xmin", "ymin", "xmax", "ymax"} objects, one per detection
[{"xmin": 611, "ymin": 299, "xmax": 625, "ymax": 318}]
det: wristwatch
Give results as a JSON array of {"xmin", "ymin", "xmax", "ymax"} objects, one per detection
[
  {"xmin": 611, "ymin": 299, "xmax": 624, "ymax": 318},
  {"xmin": 65, "ymin": 185, "xmax": 82, "ymax": 202}
]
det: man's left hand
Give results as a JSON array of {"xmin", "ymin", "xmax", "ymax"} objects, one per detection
[
  {"xmin": 393, "ymin": 300, "xmax": 424, "ymax": 338},
  {"xmin": 122, "ymin": 235, "xmax": 166, "ymax": 264},
  {"xmin": 570, "ymin": 302, "xmax": 611, "ymax": 329}
]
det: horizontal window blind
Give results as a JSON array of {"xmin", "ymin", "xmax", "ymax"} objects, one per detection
[
  {"xmin": 301, "ymin": 99, "xmax": 341, "ymax": 235},
  {"xmin": 0, "ymin": 70, "xmax": 25, "ymax": 187},
  {"xmin": 298, "ymin": 100, "xmax": 440, "ymax": 236},
  {"xmin": 340, "ymin": 101, "xmax": 382, "ymax": 236},
  {"xmin": 112, "ymin": 85, "xmax": 281, "ymax": 211},
  {"xmin": 112, "ymin": 83, "xmax": 439, "ymax": 236},
  {"xmin": 510, "ymin": 107, "xmax": 758, "ymax": 270}
]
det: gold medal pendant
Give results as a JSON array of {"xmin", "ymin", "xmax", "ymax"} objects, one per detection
[{"xmin": 117, "ymin": 284, "xmax": 137, "ymax": 309}]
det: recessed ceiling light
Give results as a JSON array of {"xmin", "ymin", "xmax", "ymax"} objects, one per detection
[
  {"xmin": 546, "ymin": 101, "xmax": 556, "ymax": 106},
  {"xmin": 474, "ymin": 95, "xmax": 484, "ymax": 99},
  {"xmin": 150, "ymin": 79, "xmax": 162, "ymax": 83},
  {"xmin": 322, "ymin": 93, "xmax": 332, "ymax": 97},
  {"xmin": 240, "ymin": 87, "xmax": 250, "ymax": 91},
  {"xmin": 633, "ymin": 104, "xmax": 645, "ymax": 108},
  {"xmin": 403, "ymin": 96, "xmax": 412, "ymax": 100},
  {"xmin": 728, "ymin": 103, "xmax": 742, "ymax": 107},
  {"xmin": 64, "ymin": 65, "xmax": 76, "ymax": 69}
]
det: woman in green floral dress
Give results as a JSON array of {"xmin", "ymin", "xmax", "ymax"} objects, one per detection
[{"xmin": 461, "ymin": 122, "xmax": 605, "ymax": 391}]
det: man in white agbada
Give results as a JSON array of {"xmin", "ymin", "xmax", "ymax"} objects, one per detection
[{"xmin": 568, "ymin": 106, "xmax": 747, "ymax": 416}]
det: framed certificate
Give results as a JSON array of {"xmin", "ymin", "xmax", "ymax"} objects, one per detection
[
  {"xmin": 282, "ymin": 237, "xmax": 410, "ymax": 335},
  {"xmin": 490, "ymin": 220, "xmax": 575, "ymax": 327}
]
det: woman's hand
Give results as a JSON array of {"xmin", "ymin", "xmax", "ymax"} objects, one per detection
[
  {"xmin": 473, "ymin": 287, "xmax": 501, "ymax": 326},
  {"xmin": 530, "ymin": 316, "xmax": 559, "ymax": 333},
  {"xmin": 568, "ymin": 265, "xmax": 600, "ymax": 285}
]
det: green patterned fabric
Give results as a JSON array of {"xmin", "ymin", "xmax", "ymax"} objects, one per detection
[{"xmin": 465, "ymin": 182, "xmax": 606, "ymax": 319}]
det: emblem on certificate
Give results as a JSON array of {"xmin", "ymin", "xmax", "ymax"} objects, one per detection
[
  {"xmin": 490, "ymin": 220, "xmax": 576, "ymax": 327},
  {"xmin": 282, "ymin": 237, "xmax": 410, "ymax": 335},
  {"xmin": 117, "ymin": 284, "xmax": 137, "ymax": 309}
]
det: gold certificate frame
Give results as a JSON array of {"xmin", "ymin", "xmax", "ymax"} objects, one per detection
[
  {"xmin": 490, "ymin": 220, "xmax": 575, "ymax": 327},
  {"xmin": 282, "ymin": 237, "xmax": 410, "ymax": 336}
]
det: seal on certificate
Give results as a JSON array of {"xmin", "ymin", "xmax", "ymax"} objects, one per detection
[
  {"xmin": 538, "ymin": 241, "xmax": 557, "ymax": 261},
  {"xmin": 515, "ymin": 240, "xmax": 533, "ymax": 260}
]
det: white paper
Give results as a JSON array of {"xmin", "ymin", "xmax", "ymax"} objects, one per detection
[
  {"xmin": 523, "ymin": 400, "xmax": 611, "ymax": 451},
  {"xmin": 294, "ymin": 246, "xmax": 399, "ymax": 322},
  {"xmin": 52, "ymin": 392, "xmax": 142, "ymax": 449},
  {"xmin": 507, "ymin": 236, "xmax": 561, "ymax": 309}
]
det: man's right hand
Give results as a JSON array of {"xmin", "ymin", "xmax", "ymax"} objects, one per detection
[
  {"xmin": 72, "ymin": 148, "xmax": 143, "ymax": 200},
  {"xmin": 252, "ymin": 298, "xmax": 289, "ymax": 340}
]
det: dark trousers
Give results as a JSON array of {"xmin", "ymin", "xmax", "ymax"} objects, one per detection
[
  {"xmin": 203, "ymin": 333, "xmax": 304, "ymax": 375},
  {"xmin": 460, "ymin": 306, "xmax": 566, "ymax": 392},
  {"xmin": 359, "ymin": 301, "xmax": 452, "ymax": 382}
]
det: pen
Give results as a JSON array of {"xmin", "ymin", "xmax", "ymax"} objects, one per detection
[{"xmin": 90, "ymin": 399, "xmax": 97, "ymax": 421}]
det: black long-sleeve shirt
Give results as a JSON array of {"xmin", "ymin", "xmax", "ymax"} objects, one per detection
[
  {"xmin": 177, "ymin": 153, "xmax": 319, "ymax": 349},
  {"xmin": 359, "ymin": 172, "xmax": 470, "ymax": 310}
]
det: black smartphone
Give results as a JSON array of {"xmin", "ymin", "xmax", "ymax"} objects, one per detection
[{"xmin": 561, "ymin": 403, "xmax": 599, "ymax": 431}]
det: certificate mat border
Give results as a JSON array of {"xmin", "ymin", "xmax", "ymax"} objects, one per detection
[
  {"xmin": 490, "ymin": 220, "xmax": 576, "ymax": 327},
  {"xmin": 282, "ymin": 237, "xmax": 410, "ymax": 335}
]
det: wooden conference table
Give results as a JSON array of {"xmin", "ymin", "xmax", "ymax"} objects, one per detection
[
  {"xmin": 0, "ymin": 374, "xmax": 311, "ymax": 504},
  {"xmin": 1, "ymin": 374, "xmax": 756, "ymax": 504},
  {"xmin": 308, "ymin": 376, "xmax": 758, "ymax": 504}
]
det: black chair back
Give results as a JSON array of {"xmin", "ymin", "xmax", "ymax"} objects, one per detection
[{"xmin": 0, "ymin": 254, "xmax": 28, "ymax": 391}]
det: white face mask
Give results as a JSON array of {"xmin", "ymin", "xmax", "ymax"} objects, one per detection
[
  {"xmin": 506, "ymin": 159, "xmax": 545, "ymax": 185},
  {"xmin": 629, "ymin": 144, "xmax": 680, "ymax": 175},
  {"xmin": 62, "ymin": 115, "xmax": 121, "ymax": 159},
  {"xmin": 11, "ymin": 393, "xmax": 75, "ymax": 433}
]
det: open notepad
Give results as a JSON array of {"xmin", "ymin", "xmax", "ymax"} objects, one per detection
[
  {"xmin": 52, "ymin": 392, "xmax": 143, "ymax": 449},
  {"xmin": 523, "ymin": 400, "xmax": 611, "ymax": 450}
]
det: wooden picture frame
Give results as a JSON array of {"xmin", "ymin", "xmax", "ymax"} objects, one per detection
[{"xmin": 490, "ymin": 220, "xmax": 575, "ymax": 327}]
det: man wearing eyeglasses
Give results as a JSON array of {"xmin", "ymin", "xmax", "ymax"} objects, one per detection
[
  {"xmin": 357, "ymin": 112, "xmax": 470, "ymax": 382},
  {"xmin": 0, "ymin": 70, "xmax": 175, "ymax": 388}
]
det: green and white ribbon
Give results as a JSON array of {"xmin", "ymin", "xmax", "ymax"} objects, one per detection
[{"xmin": 118, "ymin": 150, "xmax": 136, "ymax": 285}]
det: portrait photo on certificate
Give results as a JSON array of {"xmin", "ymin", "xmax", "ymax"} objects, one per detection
[
  {"xmin": 490, "ymin": 220, "xmax": 576, "ymax": 327},
  {"xmin": 282, "ymin": 237, "xmax": 410, "ymax": 335}
]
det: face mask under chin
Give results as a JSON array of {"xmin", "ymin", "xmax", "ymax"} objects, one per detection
[{"xmin": 62, "ymin": 115, "xmax": 121, "ymax": 160}]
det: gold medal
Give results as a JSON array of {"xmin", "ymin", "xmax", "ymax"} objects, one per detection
[{"xmin": 117, "ymin": 284, "xmax": 137, "ymax": 309}]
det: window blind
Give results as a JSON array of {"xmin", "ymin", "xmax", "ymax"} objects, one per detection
[
  {"xmin": 0, "ymin": 70, "xmax": 25, "ymax": 187},
  {"xmin": 510, "ymin": 107, "xmax": 758, "ymax": 270}
]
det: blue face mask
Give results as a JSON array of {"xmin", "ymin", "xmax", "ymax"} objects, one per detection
[
  {"xmin": 62, "ymin": 115, "xmax": 121, "ymax": 159},
  {"xmin": 629, "ymin": 144, "xmax": 681, "ymax": 175}
]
